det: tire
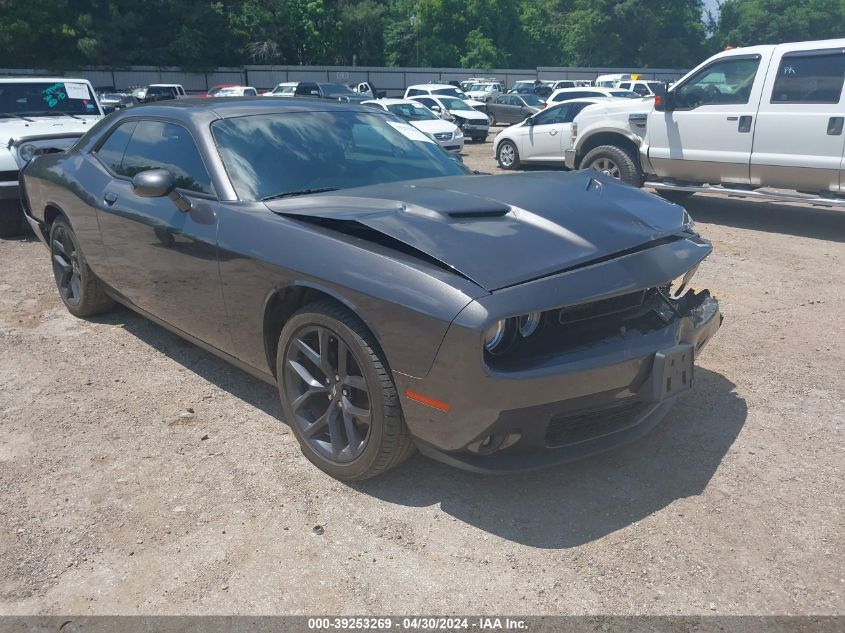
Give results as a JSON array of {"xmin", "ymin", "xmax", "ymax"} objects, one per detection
[
  {"xmin": 488, "ymin": 112, "xmax": 497, "ymax": 127},
  {"xmin": 497, "ymin": 140, "xmax": 520, "ymax": 170},
  {"xmin": 0, "ymin": 201, "xmax": 24, "ymax": 239},
  {"xmin": 657, "ymin": 190, "xmax": 695, "ymax": 204},
  {"xmin": 581, "ymin": 144, "xmax": 643, "ymax": 187},
  {"xmin": 49, "ymin": 217, "xmax": 115, "ymax": 317},
  {"xmin": 276, "ymin": 300, "xmax": 415, "ymax": 480}
]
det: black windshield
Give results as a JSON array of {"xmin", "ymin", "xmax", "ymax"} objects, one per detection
[
  {"xmin": 212, "ymin": 111, "xmax": 467, "ymax": 201},
  {"xmin": 0, "ymin": 81, "xmax": 98, "ymax": 115}
]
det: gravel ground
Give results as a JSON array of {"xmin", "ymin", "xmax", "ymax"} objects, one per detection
[{"xmin": 0, "ymin": 138, "xmax": 843, "ymax": 616}]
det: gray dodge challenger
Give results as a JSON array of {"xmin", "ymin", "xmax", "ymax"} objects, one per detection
[{"xmin": 19, "ymin": 98, "xmax": 721, "ymax": 479}]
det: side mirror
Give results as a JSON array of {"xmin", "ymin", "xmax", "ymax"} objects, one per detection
[
  {"xmin": 431, "ymin": 105, "xmax": 441, "ymax": 112},
  {"xmin": 525, "ymin": 115, "xmax": 535, "ymax": 126},
  {"xmin": 132, "ymin": 169, "xmax": 174, "ymax": 197},
  {"xmin": 656, "ymin": 90, "xmax": 675, "ymax": 112},
  {"xmin": 102, "ymin": 105, "xmax": 117, "ymax": 115},
  {"xmin": 132, "ymin": 169, "xmax": 191, "ymax": 212}
]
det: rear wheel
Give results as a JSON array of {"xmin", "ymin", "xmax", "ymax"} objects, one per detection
[
  {"xmin": 497, "ymin": 140, "xmax": 520, "ymax": 170},
  {"xmin": 581, "ymin": 144, "xmax": 643, "ymax": 187},
  {"xmin": 0, "ymin": 201, "xmax": 24, "ymax": 239},
  {"xmin": 49, "ymin": 217, "xmax": 115, "ymax": 317},
  {"xmin": 277, "ymin": 300, "xmax": 415, "ymax": 480}
]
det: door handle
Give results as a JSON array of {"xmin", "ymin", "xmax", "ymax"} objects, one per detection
[
  {"xmin": 549, "ymin": 129, "xmax": 559, "ymax": 136},
  {"xmin": 104, "ymin": 191, "xmax": 118, "ymax": 206},
  {"xmin": 738, "ymin": 115, "xmax": 753, "ymax": 133},
  {"xmin": 827, "ymin": 117, "xmax": 844, "ymax": 135}
]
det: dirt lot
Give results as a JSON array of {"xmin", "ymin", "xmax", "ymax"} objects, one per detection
[{"xmin": 1, "ymin": 138, "xmax": 843, "ymax": 616}]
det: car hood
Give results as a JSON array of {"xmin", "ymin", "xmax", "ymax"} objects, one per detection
[
  {"xmin": 1, "ymin": 116, "xmax": 100, "ymax": 142},
  {"xmin": 410, "ymin": 119, "xmax": 459, "ymax": 135},
  {"xmin": 449, "ymin": 109, "xmax": 488, "ymax": 122},
  {"xmin": 267, "ymin": 171, "xmax": 689, "ymax": 291}
]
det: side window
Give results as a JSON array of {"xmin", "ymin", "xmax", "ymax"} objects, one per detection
[
  {"xmin": 771, "ymin": 49, "xmax": 845, "ymax": 104},
  {"xmin": 407, "ymin": 89, "xmax": 422, "ymax": 96},
  {"xmin": 119, "ymin": 121, "xmax": 214, "ymax": 196},
  {"xmin": 632, "ymin": 84, "xmax": 650, "ymax": 96},
  {"xmin": 618, "ymin": 82, "xmax": 631, "ymax": 90},
  {"xmin": 245, "ymin": 88, "xmax": 257, "ymax": 96},
  {"xmin": 674, "ymin": 56, "xmax": 761, "ymax": 109},
  {"xmin": 564, "ymin": 102, "xmax": 591, "ymax": 122},
  {"xmin": 94, "ymin": 120, "xmax": 138, "ymax": 173},
  {"xmin": 533, "ymin": 104, "xmax": 569, "ymax": 125},
  {"xmin": 417, "ymin": 97, "xmax": 436, "ymax": 108},
  {"xmin": 494, "ymin": 95, "xmax": 507, "ymax": 104}
]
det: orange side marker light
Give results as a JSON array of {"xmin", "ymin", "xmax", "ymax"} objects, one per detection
[{"xmin": 405, "ymin": 389, "xmax": 451, "ymax": 412}]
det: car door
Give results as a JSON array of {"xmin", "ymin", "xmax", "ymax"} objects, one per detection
[
  {"xmin": 489, "ymin": 95, "xmax": 509, "ymax": 121},
  {"xmin": 751, "ymin": 46, "xmax": 845, "ymax": 193},
  {"xmin": 92, "ymin": 118, "xmax": 231, "ymax": 350},
  {"xmin": 519, "ymin": 104, "xmax": 571, "ymax": 162},
  {"xmin": 647, "ymin": 53, "xmax": 769, "ymax": 184}
]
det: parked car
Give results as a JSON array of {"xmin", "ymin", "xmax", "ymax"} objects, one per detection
[
  {"xmin": 404, "ymin": 84, "xmax": 486, "ymax": 111},
  {"xmin": 465, "ymin": 81, "xmax": 504, "ymax": 103},
  {"xmin": 204, "ymin": 84, "xmax": 238, "ymax": 97},
  {"xmin": 263, "ymin": 82, "xmax": 299, "ymax": 97},
  {"xmin": 20, "ymin": 97, "xmax": 720, "ymax": 479},
  {"xmin": 493, "ymin": 98, "xmax": 614, "ymax": 169},
  {"xmin": 349, "ymin": 81, "xmax": 385, "ymax": 99},
  {"xmin": 616, "ymin": 80, "xmax": 667, "ymax": 97},
  {"xmin": 361, "ymin": 99, "xmax": 464, "ymax": 154},
  {"xmin": 486, "ymin": 93, "xmax": 544, "ymax": 126},
  {"xmin": 213, "ymin": 86, "xmax": 259, "ymax": 97},
  {"xmin": 509, "ymin": 81, "xmax": 553, "ymax": 99},
  {"xmin": 98, "ymin": 92, "xmax": 138, "ymax": 112},
  {"xmin": 547, "ymin": 87, "xmax": 642, "ymax": 105},
  {"xmin": 294, "ymin": 82, "xmax": 369, "ymax": 103},
  {"xmin": 130, "ymin": 87, "xmax": 147, "ymax": 101},
  {"xmin": 0, "ymin": 77, "xmax": 104, "ymax": 237},
  {"xmin": 407, "ymin": 95, "xmax": 490, "ymax": 142},
  {"xmin": 566, "ymin": 38, "xmax": 845, "ymax": 207},
  {"xmin": 143, "ymin": 84, "xmax": 187, "ymax": 103},
  {"xmin": 595, "ymin": 73, "xmax": 632, "ymax": 88}
]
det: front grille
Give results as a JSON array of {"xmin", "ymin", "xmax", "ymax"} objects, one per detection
[
  {"xmin": 0, "ymin": 170, "xmax": 19, "ymax": 183},
  {"xmin": 558, "ymin": 290, "xmax": 646, "ymax": 325},
  {"xmin": 545, "ymin": 399, "xmax": 651, "ymax": 447},
  {"xmin": 434, "ymin": 132, "xmax": 453, "ymax": 141}
]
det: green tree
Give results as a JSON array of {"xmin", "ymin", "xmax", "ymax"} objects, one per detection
[{"xmin": 714, "ymin": 0, "xmax": 845, "ymax": 49}]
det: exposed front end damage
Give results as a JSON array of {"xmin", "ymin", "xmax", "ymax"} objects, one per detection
[{"xmin": 393, "ymin": 234, "xmax": 722, "ymax": 474}]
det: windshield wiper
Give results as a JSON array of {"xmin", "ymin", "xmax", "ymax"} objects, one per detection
[
  {"xmin": 0, "ymin": 113, "xmax": 34, "ymax": 122},
  {"xmin": 262, "ymin": 187, "xmax": 340, "ymax": 202}
]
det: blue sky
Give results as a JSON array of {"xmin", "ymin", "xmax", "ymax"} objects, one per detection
[{"xmin": 703, "ymin": 0, "xmax": 721, "ymax": 16}]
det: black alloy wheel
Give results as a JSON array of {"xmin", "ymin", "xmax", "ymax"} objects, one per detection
[
  {"xmin": 48, "ymin": 217, "xmax": 114, "ymax": 317},
  {"xmin": 277, "ymin": 300, "xmax": 416, "ymax": 479},
  {"xmin": 283, "ymin": 324, "xmax": 372, "ymax": 463},
  {"xmin": 51, "ymin": 222, "xmax": 83, "ymax": 307}
]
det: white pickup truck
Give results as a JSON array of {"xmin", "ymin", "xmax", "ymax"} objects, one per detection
[
  {"xmin": 566, "ymin": 38, "xmax": 845, "ymax": 206},
  {"xmin": 0, "ymin": 77, "xmax": 104, "ymax": 237}
]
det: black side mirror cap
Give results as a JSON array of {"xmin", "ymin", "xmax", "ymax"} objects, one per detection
[
  {"xmin": 132, "ymin": 169, "xmax": 191, "ymax": 211},
  {"xmin": 132, "ymin": 169, "xmax": 175, "ymax": 197},
  {"xmin": 656, "ymin": 91, "xmax": 675, "ymax": 112}
]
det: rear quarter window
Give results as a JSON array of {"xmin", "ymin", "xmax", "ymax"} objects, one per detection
[{"xmin": 771, "ymin": 49, "xmax": 845, "ymax": 104}]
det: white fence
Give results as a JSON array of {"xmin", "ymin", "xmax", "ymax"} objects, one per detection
[{"xmin": 0, "ymin": 65, "xmax": 688, "ymax": 96}]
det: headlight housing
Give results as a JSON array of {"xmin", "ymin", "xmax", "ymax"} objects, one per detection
[
  {"xmin": 18, "ymin": 143, "xmax": 38, "ymax": 163},
  {"xmin": 484, "ymin": 319, "xmax": 512, "ymax": 354},
  {"xmin": 454, "ymin": 128, "xmax": 464, "ymax": 138}
]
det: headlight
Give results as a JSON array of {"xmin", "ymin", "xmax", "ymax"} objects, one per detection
[
  {"xmin": 517, "ymin": 312, "xmax": 542, "ymax": 338},
  {"xmin": 18, "ymin": 143, "xmax": 38, "ymax": 163},
  {"xmin": 454, "ymin": 128, "xmax": 463, "ymax": 138},
  {"xmin": 484, "ymin": 319, "xmax": 514, "ymax": 354}
]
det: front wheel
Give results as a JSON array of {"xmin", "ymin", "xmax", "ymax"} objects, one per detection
[
  {"xmin": 497, "ymin": 140, "xmax": 520, "ymax": 170},
  {"xmin": 49, "ymin": 217, "xmax": 115, "ymax": 317},
  {"xmin": 488, "ymin": 112, "xmax": 497, "ymax": 127},
  {"xmin": 277, "ymin": 300, "xmax": 415, "ymax": 480},
  {"xmin": 0, "ymin": 201, "xmax": 24, "ymax": 239},
  {"xmin": 581, "ymin": 144, "xmax": 643, "ymax": 187}
]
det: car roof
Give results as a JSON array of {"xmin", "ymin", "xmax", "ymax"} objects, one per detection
[
  {"xmin": 0, "ymin": 77, "xmax": 90, "ymax": 84},
  {"xmin": 364, "ymin": 98, "xmax": 419, "ymax": 106},
  {"xmin": 114, "ymin": 97, "xmax": 365, "ymax": 120},
  {"xmin": 407, "ymin": 84, "xmax": 456, "ymax": 90}
]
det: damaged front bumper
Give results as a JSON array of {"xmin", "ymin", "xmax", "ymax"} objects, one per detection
[{"xmin": 394, "ymin": 235, "xmax": 722, "ymax": 474}]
